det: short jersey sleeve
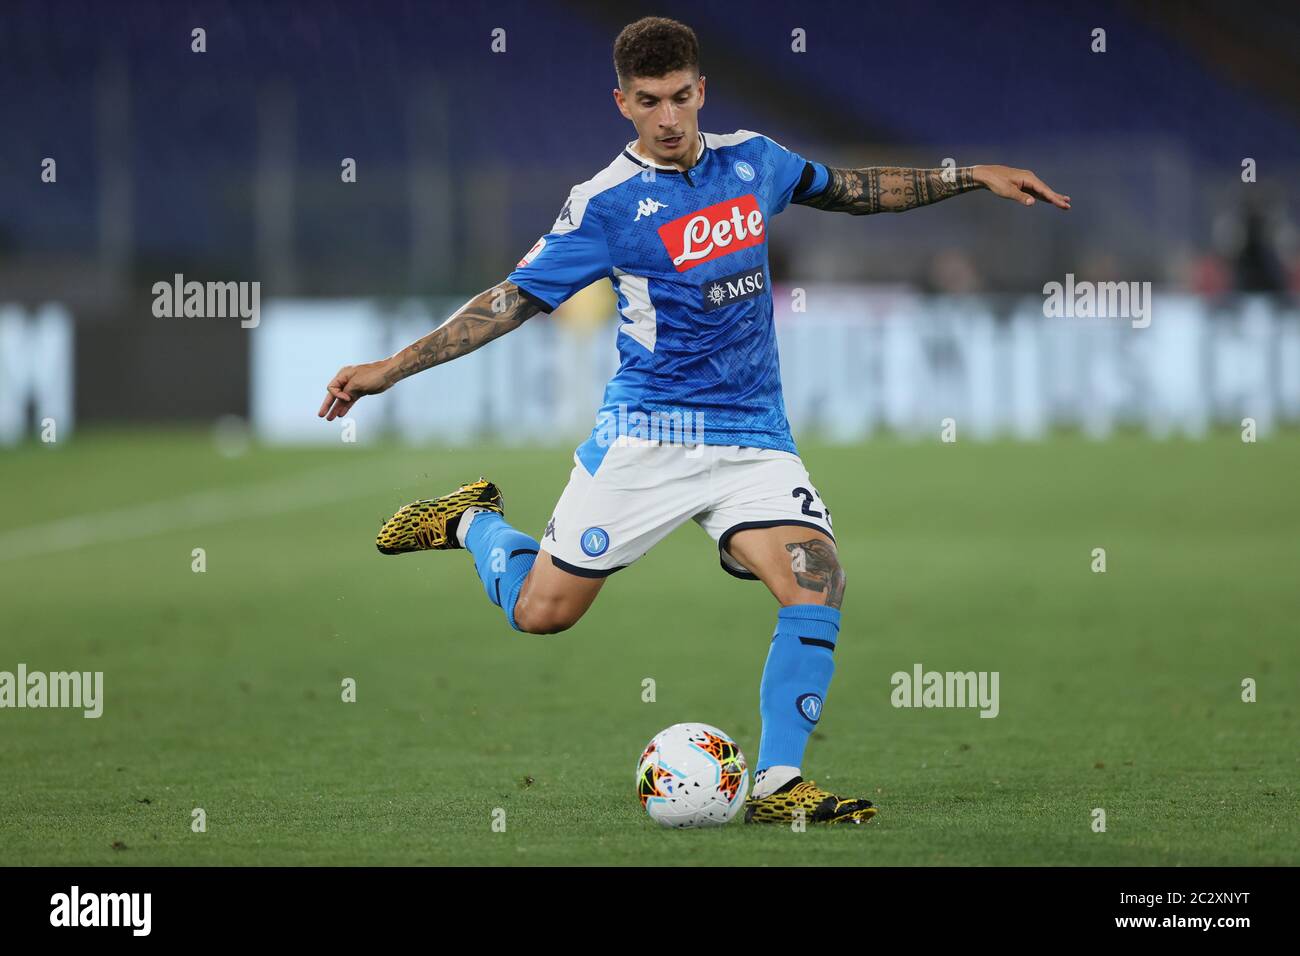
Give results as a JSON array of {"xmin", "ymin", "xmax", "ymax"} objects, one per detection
[
  {"xmin": 507, "ymin": 187, "xmax": 613, "ymax": 313},
  {"xmin": 759, "ymin": 134, "xmax": 828, "ymax": 215}
]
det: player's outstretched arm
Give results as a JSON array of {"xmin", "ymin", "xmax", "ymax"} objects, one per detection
[
  {"xmin": 317, "ymin": 279, "xmax": 542, "ymax": 421},
  {"xmin": 797, "ymin": 164, "xmax": 1070, "ymax": 214}
]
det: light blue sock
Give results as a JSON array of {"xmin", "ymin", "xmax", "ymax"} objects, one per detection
[
  {"xmin": 463, "ymin": 512, "xmax": 538, "ymax": 631},
  {"xmin": 757, "ymin": 604, "xmax": 840, "ymax": 771}
]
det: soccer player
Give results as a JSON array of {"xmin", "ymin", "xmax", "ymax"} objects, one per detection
[{"xmin": 317, "ymin": 17, "xmax": 1069, "ymax": 825}]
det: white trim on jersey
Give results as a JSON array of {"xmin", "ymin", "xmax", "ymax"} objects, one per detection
[
  {"xmin": 623, "ymin": 131, "xmax": 706, "ymax": 171},
  {"xmin": 557, "ymin": 130, "xmax": 767, "ymax": 234},
  {"xmin": 700, "ymin": 129, "xmax": 764, "ymax": 149},
  {"xmin": 552, "ymin": 154, "xmax": 645, "ymax": 234},
  {"xmin": 613, "ymin": 270, "xmax": 658, "ymax": 353}
]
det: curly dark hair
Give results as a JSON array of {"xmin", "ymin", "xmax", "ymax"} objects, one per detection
[{"xmin": 613, "ymin": 17, "xmax": 700, "ymax": 86}]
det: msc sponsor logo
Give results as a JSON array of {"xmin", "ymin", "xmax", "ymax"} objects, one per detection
[
  {"xmin": 657, "ymin": 194, "xmax": 765, "ymax": 272},
  {"xmin": 701, "ymin": 265, "xmax": 765, "ymax": 312}
]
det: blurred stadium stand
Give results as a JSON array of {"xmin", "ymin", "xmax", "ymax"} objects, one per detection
[{"xmin": 0, "ymin": 0, "xmax": 1297, "ymax": 430}]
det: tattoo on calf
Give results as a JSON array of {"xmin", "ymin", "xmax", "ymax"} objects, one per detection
[{"xmin": 785, "ymin": 538, "xmax": 846, "ymax": 609}]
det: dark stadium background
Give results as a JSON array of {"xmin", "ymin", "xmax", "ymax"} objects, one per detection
[{"xmin": 2, "ymin": 0, "xmax": 1297, "ymax": 423}]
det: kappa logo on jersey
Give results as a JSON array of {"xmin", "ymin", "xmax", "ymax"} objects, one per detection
[
  {"xmin": 633, "ymin": 198, "xmax": 668, "ymax": 222},
  {"xmin": 657, "ymin": 194, "xmax": 766, "ymax": 272},
  {"xmin": 701, "ymin": 265, "xmax": 765, "ymax": 312},
  {"xmin": 557, "ymin": 198, "xmax": 574, "ymax": 226},
  {"xmin": 517, "ymin": 237, "xmax": 546, "ymax": 268}
]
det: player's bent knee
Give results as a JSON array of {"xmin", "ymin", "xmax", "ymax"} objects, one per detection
[
  {"xmin": 517, "ymin": 614, "xmax": 576, "ymax": 636},
  {"xmin": 510, "ymin": 553, "xmax": 604, "ymax": 634},
  {"xmin": 513, "ymin": 599, "xmax": 585, "ymax": 635}
]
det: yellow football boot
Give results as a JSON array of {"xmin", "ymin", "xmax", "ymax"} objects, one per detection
[
  {"xmin": 375, "ymin": 478, "xmax": 503, "ymax": 554},
  {"xmin": 744, "ymin": 776, "xmax": 878, "ymax": 825}
]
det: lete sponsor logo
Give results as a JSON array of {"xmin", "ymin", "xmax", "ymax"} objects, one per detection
[{"xmin": 657, "ymin": 194, "xmax": 765, "ymax": 272}]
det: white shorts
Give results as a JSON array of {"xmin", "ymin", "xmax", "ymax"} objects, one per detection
[{"xmin": 540, "ymin": 438, "xmax": 835, "ymax": 579}]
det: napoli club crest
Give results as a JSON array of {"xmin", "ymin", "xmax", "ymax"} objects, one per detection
[
  {"xmin": 580, "ymin": 527, "xmax": 610, "ymax": 557},
  {"xmin": 796, "ymin": 693, "xmax": 823, "ymax": 723}
]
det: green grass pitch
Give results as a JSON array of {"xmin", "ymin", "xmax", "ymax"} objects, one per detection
[{"xmin": 1, "ymin": 430, "xmax": 1297, "ymax": 865}]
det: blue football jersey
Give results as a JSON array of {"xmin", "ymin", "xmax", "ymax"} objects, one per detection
[{"xmin": 507, "ymin": 130, "xmax": 827, "ymax": 472}]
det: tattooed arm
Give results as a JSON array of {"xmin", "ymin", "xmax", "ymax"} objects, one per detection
[
  {"xmin": 317, "ymin": 279, "xmax": 541, "ymax": 420},
  {"xmin": 797, "ymin": 164, "xmax": 1070, "ymax": 215}
]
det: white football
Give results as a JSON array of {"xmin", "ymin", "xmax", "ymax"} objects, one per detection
[{"xmin": 636, "ymin": 722, "xmax": 750, "ymax": 828}]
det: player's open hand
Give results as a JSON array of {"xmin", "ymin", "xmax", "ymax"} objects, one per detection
[
  {"xmin": 974, "ymin": 165, "xmax": 1070, "ymax": 210},
  {"xmin": 317, "ymin": 360, "xmax": 393, "ymax": 420}
]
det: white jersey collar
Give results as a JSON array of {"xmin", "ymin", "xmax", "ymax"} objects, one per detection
[{"xmin": 624, "ymin": 131, "xmax": 706, "ymax": 172}]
